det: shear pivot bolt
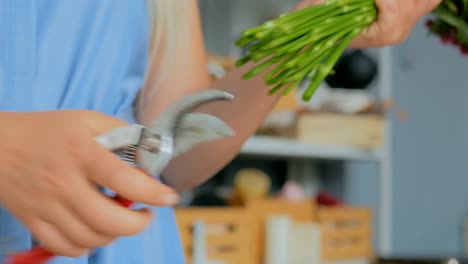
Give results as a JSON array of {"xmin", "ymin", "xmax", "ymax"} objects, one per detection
[{"xmin": 140, "ymin": 136, "xmax": 161, "ymax": 153}]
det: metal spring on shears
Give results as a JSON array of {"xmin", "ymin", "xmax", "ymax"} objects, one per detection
[{"xmin": 117, "ymin": 145, "xmax": 137, "ymax": 167}]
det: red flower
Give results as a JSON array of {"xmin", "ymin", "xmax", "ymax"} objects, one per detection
[
  {"xmin": 460, "ymin": 45, "xmax": 468, "ymax": 56},
  {"xmin": 427, "ymin": 1, "xmax": 468, "ymax": 57},
  {"xmin": 441, "ymin": 34, "xmax": 453, "ymax": 45}
]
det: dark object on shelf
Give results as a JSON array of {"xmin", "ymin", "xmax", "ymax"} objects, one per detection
[
  {"xmin": 325, "ymin": 50, "xmax": 378, "ymax": 90},
  {"xmin": 190, "ymin": 192, "xmax": 227, "ymax": 207}
]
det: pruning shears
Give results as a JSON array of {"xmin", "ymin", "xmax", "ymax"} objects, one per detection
[{"xmin": 7, "ymin": 89, "xmax": 235, "ymax": 264}]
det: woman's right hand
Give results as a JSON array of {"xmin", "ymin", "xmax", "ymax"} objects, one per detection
[
  {"xmin": 0, "ymin": 110, "xmax": 180, "ymax": 257},
  {"xmin": 296, "ymin": 0, "xmax": 441, "ymax": 48}
]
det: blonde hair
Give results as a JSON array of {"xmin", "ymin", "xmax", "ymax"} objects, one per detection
[{"xmin": 138, "ymin": 0, "xmax": 189, "ymax": 117}]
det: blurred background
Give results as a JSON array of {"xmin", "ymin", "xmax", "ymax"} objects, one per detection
[{"xmin": 173, "ymin": 1, "xmax": 468, "ymax": 264}]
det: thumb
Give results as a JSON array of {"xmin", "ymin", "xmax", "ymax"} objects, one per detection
[
  {"xmin": 70, "ymin": 110, "xmax": 128, "ymax": 136},
  {"xmin": 294, "ymin": 0, "xmax": 325, "ymax": 10},
  {"xmin": 423, "ymin": 0, "xmax": 442, "ymax": 13}
]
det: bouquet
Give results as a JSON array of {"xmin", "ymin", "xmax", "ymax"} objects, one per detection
[
  {"xmin": 235, "ymin": 0, "xmax": 465, "ymax": 102},
  {"xmin": 235, "ymin": 0, "xmax": 378, "ymax": 101}
]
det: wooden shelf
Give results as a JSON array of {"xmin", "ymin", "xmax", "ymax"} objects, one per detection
[{"xmin": 240, "ymin": 136, "xmax": 381, "ymax": 161}]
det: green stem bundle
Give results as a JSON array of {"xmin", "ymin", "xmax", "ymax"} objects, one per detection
[{"xmin": 235, "ymin": 0, "xmax": 378, "ymax": 101}]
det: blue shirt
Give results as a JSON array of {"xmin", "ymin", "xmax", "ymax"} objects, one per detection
[{"xmin": 0, "ymin": 1, "xmax": 185, "ymax": 263}]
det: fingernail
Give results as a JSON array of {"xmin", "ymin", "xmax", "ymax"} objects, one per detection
[{"xmin": 163, "ymin": 193, "xmax": 180, "ymax": 205}]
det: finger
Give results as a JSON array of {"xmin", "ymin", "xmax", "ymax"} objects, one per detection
[
  {"xmin": 375, "ymin": 0, "xmax": 399, "ymax": 21},
  {"xmin": 84, "ymin": 144, "xmax": 180, "ymax": 207},
  {"xmin": 294, "ymin": 0, "xmax": 324, "ymax": 10},
  {"xmin": 418, "ymin": 0, "xmax": 442, "ymax": 14},
  {"xmin": 65, "ymin": 179, "xmax": 154, "ymax": 237},
  {"xmin": 352, "ymin": 0, "xmax": 402, "ymax": 47},
  {"xmin": 26, "ymin": 218, "xmax": 89, "ymax": 258},
  {"xmin": 40, "ymin": 202, "xmax": 115, "ymax": 248},
  {"xmin": 374, "ymin": 0, "xmax": 400, "ymax": 34},
  {"xmin": 69, "ymin": 110, "xmax": 128, "ymax": 136}
]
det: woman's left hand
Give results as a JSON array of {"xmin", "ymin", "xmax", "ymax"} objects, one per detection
[{"xmin": 295, "ymin": 0, "xmax": 442, "ymax": 48}]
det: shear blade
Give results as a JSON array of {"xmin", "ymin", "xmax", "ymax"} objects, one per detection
[
  {"xmin": 138, "ymin": 89, "xmax": 234, "ymax": 176},
  {"xmin": 173, "ymin": 113, "xmax": 234, "ymax": 157}
]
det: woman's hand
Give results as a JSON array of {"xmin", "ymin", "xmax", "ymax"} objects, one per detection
[
  {"xmin": 0, "ymin": 111, "xmax": 179, "ymax": 257},
  {"xmin": 296, "ymin": 0, "xmax": 442, "ymax": 47}
]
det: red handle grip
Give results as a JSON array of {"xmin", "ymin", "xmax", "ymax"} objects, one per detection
[
  {"xmin": 7, "ymin": 247, "xmax": 54, "ymax": 264},
  {"xmin": 7, "ymin": 196, "xmax": 134, "ymax": 264}
]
